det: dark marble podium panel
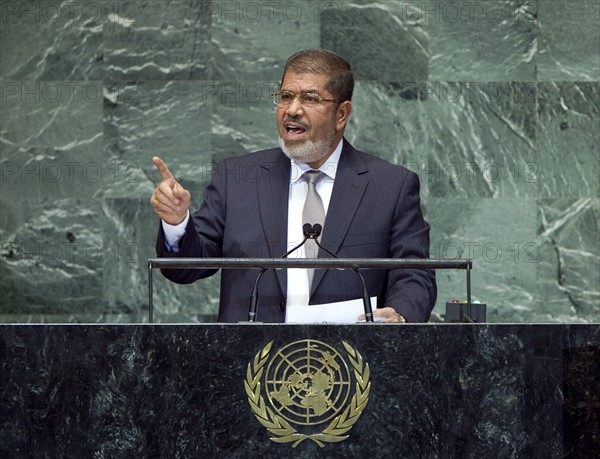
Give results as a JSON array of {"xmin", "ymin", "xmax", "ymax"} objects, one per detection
[{"xmin": 1, "ymin": 324, "xmax": 598, "ymax": 458}]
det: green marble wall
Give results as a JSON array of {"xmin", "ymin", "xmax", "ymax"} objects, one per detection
[{"xmin": 1, "ymin": 0, "xmax": 598, "ymax": 323}]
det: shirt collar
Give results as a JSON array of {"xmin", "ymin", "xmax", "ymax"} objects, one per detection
[{"xmin": 290, "ymin": 138, "xmax": 343, "ymax": 184}]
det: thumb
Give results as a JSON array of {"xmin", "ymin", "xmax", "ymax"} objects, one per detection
[{"xmin": 172, "ymin": 182, "xmax": 183, "ymax": 198}]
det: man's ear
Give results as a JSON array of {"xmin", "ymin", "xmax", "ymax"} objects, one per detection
[{"xmin": 336, "ymin": 101, "xmax": 352, "ymax": 131}]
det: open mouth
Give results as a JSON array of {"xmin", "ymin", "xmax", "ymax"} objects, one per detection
[{"xmin": 284, "ymin": 121, "xmax": 308, "ymax": 139}]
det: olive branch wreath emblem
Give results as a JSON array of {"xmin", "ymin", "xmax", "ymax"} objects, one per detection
[{"xmin": 244, "ymin": 340, "xmax": 371, "ymax": 448}]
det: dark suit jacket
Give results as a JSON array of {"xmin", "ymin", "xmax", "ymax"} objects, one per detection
[{"xmin": 157, "ymin": 140, "xmax": 436, "ymax": 322}]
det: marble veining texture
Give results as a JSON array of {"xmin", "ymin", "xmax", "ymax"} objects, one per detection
[
  {"xmin": 0, "ymin": 0, "xmax": 598, "ymax": 323},
  {"xmin": 0, "ymin": 324, "xmax": 598, "ymax": 457}
]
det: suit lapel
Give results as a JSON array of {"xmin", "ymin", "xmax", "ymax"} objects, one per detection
[
  {"xmin": 257, "ymin": 151, "xmax": 290, "ymax": 295},
  {"xmin": 311, "ymin": 141, "xmax": 369, "ymax": 294}
]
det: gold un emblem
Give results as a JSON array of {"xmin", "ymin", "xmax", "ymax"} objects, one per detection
[{"xmin": 245, "ymin": 339, "xmax": 371, "ymax": 447}]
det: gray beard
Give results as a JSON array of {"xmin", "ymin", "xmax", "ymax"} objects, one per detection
[{"xmin": 278, "ymin": 136, "xmax": 335, "ymax": 165}]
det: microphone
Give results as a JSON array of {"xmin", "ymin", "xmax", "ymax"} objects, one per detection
[
  {"xmin": 247, "ymin": 224, "xmax": 375, "ymax": 323},
  {"xmin": 304, "ymin": 223, "xmax": 320, "ymax": 239},
  {"xmin": 246, "ymin": 227, "xmax": 312, "ymax": 322},
  {"xmin": 307, "ymin": 225, "xmax": 374, "ymax": 323}
]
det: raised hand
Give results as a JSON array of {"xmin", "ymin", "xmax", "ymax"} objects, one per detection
[{"xmin": 150, "ymin": 156, "xmax": 191, "ymax": 225}]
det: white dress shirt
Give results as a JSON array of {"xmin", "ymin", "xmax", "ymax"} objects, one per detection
[{"xmin": 284, "ymin": 140, "xmax": 342, "ymax": 320}]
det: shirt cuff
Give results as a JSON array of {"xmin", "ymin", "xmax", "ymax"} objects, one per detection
[{"xmin": 161, "ymin": 211, "xmax": 190, "ymax": 253}]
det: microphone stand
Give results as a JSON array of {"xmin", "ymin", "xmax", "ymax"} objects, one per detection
[
  {"xmin": 246, "ymin": 224, "xmax": 376, "ymax": 323},
  {"xmin": 246, "ymin": 228, "xmax": 311, "ymax": 322},
  {"xmin": 247, "ymin": 269, "xmax": 267, "ymax": 322},
  {"xmin": 309, "ymin": 224, "xmax": 374, "ymax": 323}
]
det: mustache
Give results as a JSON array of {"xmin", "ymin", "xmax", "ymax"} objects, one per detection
[{"xmin": 283, "ymin": 117, "xmax": 309, "ymax": 129}]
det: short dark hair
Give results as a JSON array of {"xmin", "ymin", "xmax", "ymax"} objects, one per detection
[{"xmin": 282, "ymin": 49, "xmax": 354, "ymax": 103}]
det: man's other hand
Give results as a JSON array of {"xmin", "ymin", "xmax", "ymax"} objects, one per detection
[{"xmin": 358, "ymin": 307, "xmax": 407, "ymax": 323}]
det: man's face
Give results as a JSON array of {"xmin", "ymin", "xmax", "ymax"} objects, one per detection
[{"xmin": 276, "ymin": 71, "xmax": 350, "ymax": 167}]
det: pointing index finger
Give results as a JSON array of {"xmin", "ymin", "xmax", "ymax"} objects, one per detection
[{"xmin": 152, "ymin": 156, "xmax": 175, "ymax": 181}]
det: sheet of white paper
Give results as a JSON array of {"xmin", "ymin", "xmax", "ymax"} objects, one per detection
[{"xmin": 285, "ymin": 297, "xmax": 379, "ymax": 324}]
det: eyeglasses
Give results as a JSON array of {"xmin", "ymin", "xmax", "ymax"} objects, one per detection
[{"xmin": 272, "ymin": 90, "xmax": 336, "ymax": 108}]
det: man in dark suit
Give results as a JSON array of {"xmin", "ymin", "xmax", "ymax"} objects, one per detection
[{"xmin": 150, "ymin": 49, "xmax": 436, "ymax": 323}]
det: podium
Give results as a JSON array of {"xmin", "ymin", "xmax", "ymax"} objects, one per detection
[
  {"xmin": 147, "ymin": 257, "xmax": 474, "ymax": 322},
  {"xmin": 1, "ymin": 323, "xmax": 598, "ymax": 457}
]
